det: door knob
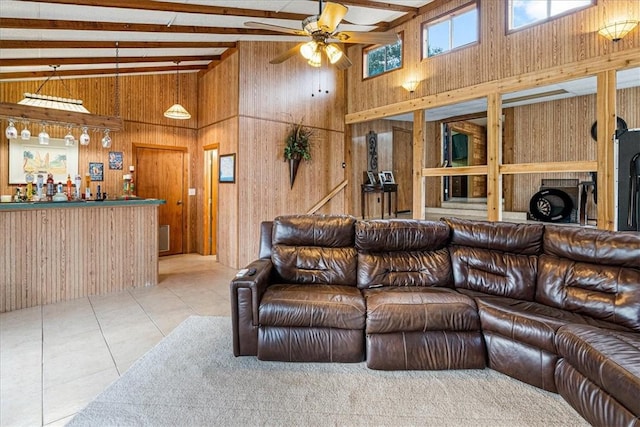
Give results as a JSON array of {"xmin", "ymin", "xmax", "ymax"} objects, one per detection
[{"xmin": 177, "ymin": 200, "xmax": 183, "ymax": 205}]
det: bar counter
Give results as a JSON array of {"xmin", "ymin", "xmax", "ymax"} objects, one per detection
[{"xmin": 0, "ymin": 198, "xmax": 165, "ymax": 313}]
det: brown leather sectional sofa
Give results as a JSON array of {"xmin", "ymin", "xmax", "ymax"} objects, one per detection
[{"xmin": 230, "ymin": 215, "xmax": 640, "ymax": 426}]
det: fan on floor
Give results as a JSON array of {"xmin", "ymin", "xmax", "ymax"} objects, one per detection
[{"xmin": 245, "ymin": 0, "xmax": 398, "ymax": 70}]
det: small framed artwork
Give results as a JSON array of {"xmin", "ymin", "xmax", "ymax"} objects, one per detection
[
  {"xmin": 366, "ymin": 171, "xmax": 377, "ymax": 185},
  {"xmin": 378, "ymin": 172, "xmax": 386, "ymax": 185},
  {"xmin": 108, "ymin": 151, "xmax": 123, "ymax": 170},
  {"xmin": 89, "ymin": 162, "xmax": 104, "ymax": 181},
  {"xmin": 219, "ymin": 153, "xmax": 236, "ymax": 183},
  {"xmin": 382, "ymin": 170, "xmax": 395, "ymax": 184}
]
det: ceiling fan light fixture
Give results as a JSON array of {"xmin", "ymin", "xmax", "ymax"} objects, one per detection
[
  {"xmin": 308, "ymin": 51, "xmax": 322, "ymax": 68},
  {"xmin": 325, "ymin": 43, "xmax": 343, "ymax": 64},
  {"xmin": 300, "ymin": 41, "xmax": 318, "ymax": 60}
]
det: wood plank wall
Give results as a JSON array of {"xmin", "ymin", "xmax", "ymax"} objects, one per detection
[
  {"xmin": 197, "ymin": 42, "xmax": 347, "ymax": 267},
  {"xmin": 1, "ymin": 73, "xmax": 199, "ymax": 251},
  {"xmin": 0, "ymin": 204, "xmax": 159, "ymax": 312}
]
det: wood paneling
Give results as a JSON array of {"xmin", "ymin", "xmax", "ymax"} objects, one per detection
[
  {"xmin": 0, "ymin": 204, "xmax": 160, "ymax": 312},
  {"xmin": 393, "ymin": 127, "xmax": 413, "ymax": 212},
  {"xmin": 346, "ymin": 0, "xmax": 640, "ymax": 117}
]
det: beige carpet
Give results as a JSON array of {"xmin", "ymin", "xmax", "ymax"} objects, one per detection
[{"xmin": 68, "ymin": 316, "xmax": 587, "ymax": 426}]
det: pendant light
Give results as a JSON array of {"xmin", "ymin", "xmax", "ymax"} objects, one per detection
[{"xmin": 164, "ymin": 61, "xmax": 191, "ymax": 120}]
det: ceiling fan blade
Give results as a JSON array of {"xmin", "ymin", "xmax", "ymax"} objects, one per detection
[
  {"xmin": 245, "ymin": 21, "xmax": 308, "ymax": 36},
  {"xmin": 270, "ymin": 43, "xmax": 305, "ymax": 64},
  {"xmin": 334, "ymin": 53, "xmax": 353, "ymax": 70},
  {"xmin": 332, "ymin": 30, "xmax": 399, "ymax": 45},
  {"xmin": 318, "ymin": 2, "xmax": 348, "ymax": 33}
]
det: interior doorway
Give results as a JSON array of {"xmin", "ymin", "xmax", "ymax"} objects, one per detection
[
  {"xmin": 203, "ymin": 144, "xmax": 219, "ymax": 256},
  {"xmin": 392, "ymin": 127, "xmax": 413, "ymax": 213},
  {"xmin": 135, "ymin": 145, "xmax": 187, "ymax": 256}
]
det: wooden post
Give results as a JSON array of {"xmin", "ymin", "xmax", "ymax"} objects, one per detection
[
  {"xmin": 413, "ymin": 109, "xmax": 425, "ymax": 219},
  {"xmin": 486, "ymin": 93, "xmax": 502, "ymax": 221},
  {"xmin": 596, "ymin": 70, "xmax": 616, "ymax": 231}
]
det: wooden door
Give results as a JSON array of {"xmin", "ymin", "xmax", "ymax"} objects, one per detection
[
  {"xmin": 135, "ymin": 146, "xmax": 185, "ymax": 256},
  {"xmin": 392, "ymin": 127, "xmax": 413, "ymax": 213}
]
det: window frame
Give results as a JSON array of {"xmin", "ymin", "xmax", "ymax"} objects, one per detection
[
  {"xmin": 506, "ymin": 0, "xmax": 596, "ymax": 34},
  {"xmin": 362, "ymin": 31, "xmax": 404, "ymax": 81},
  {"xmin": 421, "ymin": 1, "xmax": 479, "ymax": 60}
]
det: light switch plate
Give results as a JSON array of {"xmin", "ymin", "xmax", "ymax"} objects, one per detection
[{"xmin": 188, "ymin": 188, "xmax": 196, "ymax": 196}]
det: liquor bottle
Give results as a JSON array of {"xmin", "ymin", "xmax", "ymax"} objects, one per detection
[
  {"xmin": 66, "ymin": 174, "xmax": 72, "ymax": 200},
  {"xmin": 129, "ymin": 166, "xmax": 136, "ymax": 196},
  {"xmin": 46, "ymin": 173, "xmax": 54, "ymax": 201}
]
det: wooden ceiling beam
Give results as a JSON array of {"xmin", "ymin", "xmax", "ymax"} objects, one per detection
[
  {"xmin": 340, "ymin": 1, "xmax": 418, "ymax": 13},
  {"xmin": 1, "ymin": 64, "xmax": 207, "ymax": 80},
  {"xmin": 20, "ymin": 0, "xmax": 311, "ymax": 21},
  {"xmin": 0, "ymin": 18, "xmax": 292, "ymax": 35},
  {"xmin": 0, "ymin": 40, "xmax": 237, "ymax": 49},
  {"xmin": 1, "ymin": 56, "xmax": 220, "ymax": 67}
]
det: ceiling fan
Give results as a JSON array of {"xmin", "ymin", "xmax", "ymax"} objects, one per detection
[{"xmin": 245, "ymin": 0, "xmax": 399, "ymax": 70}]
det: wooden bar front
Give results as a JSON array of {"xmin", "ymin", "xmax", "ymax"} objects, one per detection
[{"xmin": 0, "ymin": 199, "xmax": 164, "ymax": 313}]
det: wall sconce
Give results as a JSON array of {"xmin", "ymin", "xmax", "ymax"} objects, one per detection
[
  {"xmin": 598, "ymin": 20, "xmax": 638, "ymax": 41},
  {"xmin": 402, "ymin": 80, "xmax": 420, "ymax": 93}
]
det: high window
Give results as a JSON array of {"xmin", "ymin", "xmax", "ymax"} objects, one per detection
[
  {"xmin": 508, "ymin": 0, "xmax": 594, "ymax": 31},
  {"xmin": 363, "ymin": 35, "xmax": 403, "ymax": 79},
  {"xmin": 422, "ymin": 3, "xmax": 478, "ymax": 59}
]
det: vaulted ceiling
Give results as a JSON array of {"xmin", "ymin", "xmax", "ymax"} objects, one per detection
[{"xmin": 0, "ymin": 0, "xmax": 437, "ymax": 81}]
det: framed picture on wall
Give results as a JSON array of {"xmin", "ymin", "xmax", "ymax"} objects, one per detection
[
  {"xmin": 9, "ymin": 137, "xmax": 79, "ymax": 184},
  {"xmin": 219, "ymin": 153, "xmax": 236, "ymax": 183},
  {"xmin": 89, "ymin": 162, "xmax": 104, "ymax": 181}
]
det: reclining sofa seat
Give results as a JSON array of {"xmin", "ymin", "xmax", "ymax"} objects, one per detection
[
  {"xmin": 542, "ymin": 226, "xmax": 640, "ymax": 426},
  {"xmin": 355, "ymin": 219, "xmax": 485, "ymax": 370},
  {"xmin": 254, "ymin": 215, "xmax": 365, "ymax": 362}
]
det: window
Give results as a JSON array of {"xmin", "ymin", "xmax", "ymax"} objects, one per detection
[
  {"xmin": 508, "ymin": 0, "xmax": 594, "ymax": 31},
  {"xmin": 363, "ymin": 35, "xmax": 402, "ymax": 79},
  {"xmin": 422, "ymin": 3, "xmax": 478, "ymax": 59}
]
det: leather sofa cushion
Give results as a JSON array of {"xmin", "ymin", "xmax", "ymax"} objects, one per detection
[
  {"xmin": 259, "ymin": 284, "xmax": 365, "ymax": 330},
  {"xmin": 537, "ymin": 254, "xmax": 640, "ymax": 332},
  {"xmin": 449, "ymin": 246, "xmax": 538, "ymax": 300},
  {"xmin": 364, "ymin": 287, "xmax": 479, "ymax": 334},
  {"xmin": 544, "ymin": 225, "xmax": 640, "ymax": 269},
  {"xmin": 272, "ymin": 246, "xmax": 357, "ymax": 285},
  {"xmin": 355, "ymin": 219, "xmax": 449, "ymax": 252},
  {"xmin": 473, "ymin": 294, "xmax": 630, "ymax": 354},
  {"xmin": 556, "ymin": 324, "xmax": 640, "ymax": 416},
  {"xmin": 272, "ymin": 215, "xmax": 355, "ymax": 247},
  {"xmin": 357, "ymin": 248, "xmax": 452, "ymax": 289},
  {"xmin": 445, "ymin": 217, "xmax": 544, "ymax": 255}
]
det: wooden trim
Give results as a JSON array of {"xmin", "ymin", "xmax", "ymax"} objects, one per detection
[
  {"xmin": 0, "ymin": 101, "xmax": 123, "ymax": 131},
  {"xmin": 0, "ymin": 40, "xmax": 236, "ymax": 49},
  {"xmin": 1, "ymin": 56, "xmax": 219, "ymax": 67},
  {"xmin": 502, "ymin": 108, "xmax": 515, "ymax": 211},
  {"xmin": 306, "ymin": 180, "xmax": 349, "ymax": 214},
  {"xmin": 345, "ymin": 48, "xmax": 640, "ymax": 124},
  {"xmin": 486, "ymin": 92, "xmax": 502, "ymax": 221},
  {"xmin": 499, "ymin": 161, "xmax": 597, "ymax": 174},
  {"xmin": 203, "ymin": 144, "xmax": 219, "ymax": 256},
  {"xmin": 596, "ymin": 70, "xmax": 617, "ymax": 231},
  {"xmin": 413, "ymin": 109, "xmax": 425, "ymax": 219},
  {"xmin": 132, "ymin": 143, "xmax": 188, "ymax": 152},
  {"xmin": 1, "ymin": 64, "xmax": 206, "ymax": 80},
  {"xmin": 422, "ymin": 165, "xmax": 488, "ymax": 176}
]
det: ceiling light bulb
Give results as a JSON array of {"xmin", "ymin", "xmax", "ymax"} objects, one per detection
[
  {"xmin": 325, "ymin": 44, "xmax": 343, "ymax": 64},
  {"xmin": 5, "ymin": 120, "xmax": 18, "ymax": 140},
  {"xmin": 300, "ymin": 41, "xmax": 318, "ymax": 60},
  {"xmin": 80, "ymin": 126, "xmax": 90, "ymax": 145},
  {"xmin": 308, "ymin": 51, "xmax": 322, "ymax": 68}
]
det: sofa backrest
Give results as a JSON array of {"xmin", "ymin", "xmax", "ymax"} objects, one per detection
[
  {"xmin": 355, "ymin": 219, "xmax": 452, "ymax": 289},
  {"xmin": 271, "ymin": 214, "xmax": 357, "ymax": 286},
  {"xmin": 537, "ymin": 226, "xmax": 640, "ymax": 331},
  {"xmin": 444, "ymin": 217, "xmax": 544, "ymax": 300}
]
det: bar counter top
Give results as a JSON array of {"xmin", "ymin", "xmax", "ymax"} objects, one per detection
[{"xmin": 0, "ymin": 198, "xmax": 165, "ymax": 211}]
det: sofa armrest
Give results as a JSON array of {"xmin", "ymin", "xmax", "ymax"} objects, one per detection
[{"xmin": 229, "ymin": 258, "xmax": 273, "ymax": 356}]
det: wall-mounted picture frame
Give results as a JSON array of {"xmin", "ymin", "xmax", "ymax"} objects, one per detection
[
  {"xmin": 108, "ymin": 151, "xmax": 123, "ymax": 170},
  {"xmin": 219, "ymin": 153, "xmax": 236, "ymax": 183},
  {"xmin": 381, "ymin": 170, "xmax": 395, "ymax": 184},
  {"xmin": 9, "ymin": 137, "xmax": 79, "ymax": 184},
  {"xmin": 366, "ymin": 171, "xmax": 377, "ymax": 185},
  {"xmin": 89, "ymin": 162, "xmax": 104, "ymax": 181}
]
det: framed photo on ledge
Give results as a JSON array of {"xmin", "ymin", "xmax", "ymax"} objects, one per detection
[
  {"xmin": 219, "ymin": 153, "xmax": 236, "ymax": 183},
  {"xmin": 381, "ymin": 170, "xmax": 395, "ymax": 184},
  {"xmin": 366, "ymin": 171, "xmax": 377, "ymax": 185}
]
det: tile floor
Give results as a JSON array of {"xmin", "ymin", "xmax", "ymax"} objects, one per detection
[{"xmin": 0, "ymin": 254, "xmax": 237, "ymax": 427}]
